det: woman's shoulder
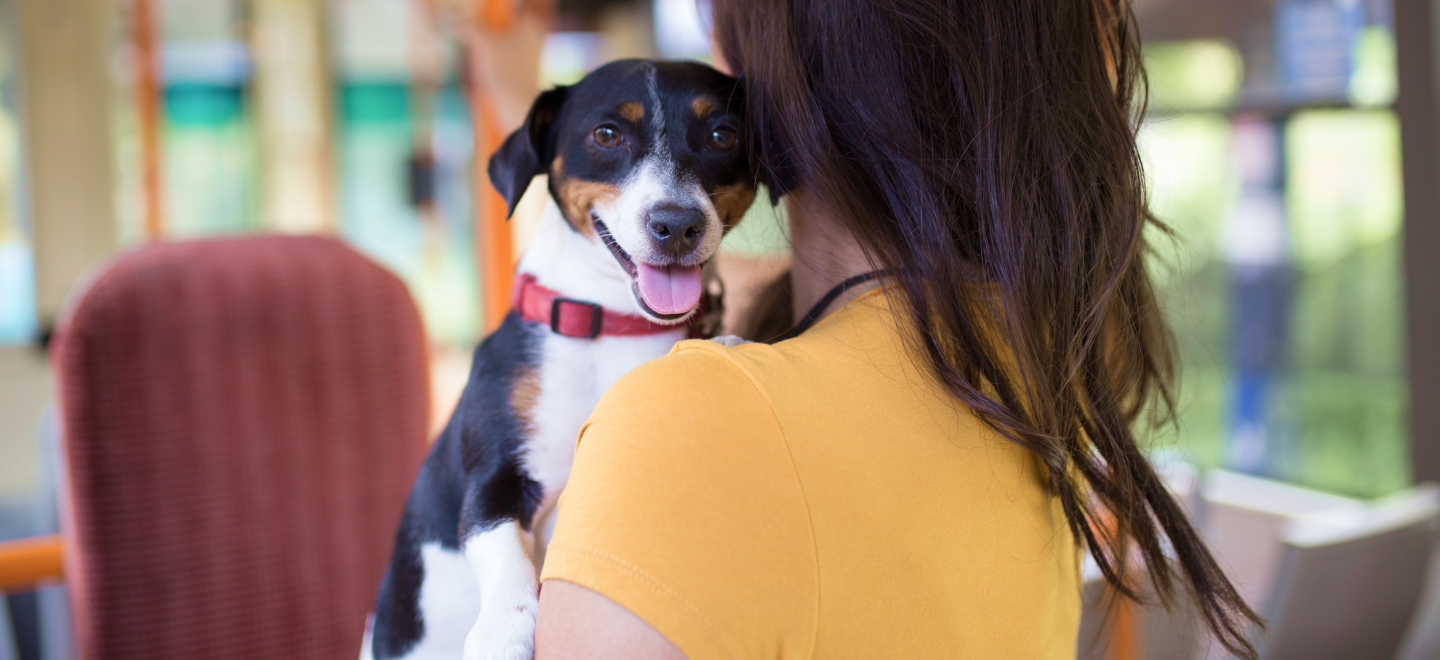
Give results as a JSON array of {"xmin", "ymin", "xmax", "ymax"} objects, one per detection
[
  {"xmin": 582, "ymin": 338, "xmax": 791, "ymax": 465},
  {"xmin": 551, "ymin": 339, "xmax": 820, "ymax": 660}
]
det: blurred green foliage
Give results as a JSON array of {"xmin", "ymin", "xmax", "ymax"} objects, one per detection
[
  {"xmin": 1139, "ymin": 40, "xmax": 1409, "ymax": 498},
  {"xmin": 1139, "ymin": 113, "xmax": 1236, "ymax": 472},
  {"xmin": 1144, "ymin": 41, "xmax": 1244, "ymax": 113},
  {"xmin": 1279, "ymin": 111, "xmax": 1407, "ymax": 496}
]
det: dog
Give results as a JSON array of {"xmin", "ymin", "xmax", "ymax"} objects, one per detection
[{"xmin": 361, "ymin": 60, "xmax": 757, "ymax": 660}]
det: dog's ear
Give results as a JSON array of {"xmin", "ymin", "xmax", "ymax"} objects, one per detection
[{"xmin": 488, "ymin": 86, "xmax": 569, "ymax": 218}]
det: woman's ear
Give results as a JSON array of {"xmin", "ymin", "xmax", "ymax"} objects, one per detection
[
  {"xmin": 488, "ymin": 86, "xmax": 569, "ymax": 218},
  {"xmin": 760, "ymin": 128, "xmax": 796, "ymax": 205},
  {"xmin": 759, "ymin": 127, "xmax": 797, "ymax": 205},
  {"xmin": 736, "ymin": 75, "xmax": 796, "ymax": 206}
]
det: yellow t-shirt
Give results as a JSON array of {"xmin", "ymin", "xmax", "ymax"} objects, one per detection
[{"xmin": 541, "ymin": 288, "xmax": 1080, "ymax": 659}]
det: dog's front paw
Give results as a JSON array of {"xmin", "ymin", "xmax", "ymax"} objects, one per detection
[
  {"xmin": 709, "ymin": 334, "xmax": 751, "ymax": 347},
  {"xmin": 463, "ymin": 597, "xmax": 538, "ymax": 660}
]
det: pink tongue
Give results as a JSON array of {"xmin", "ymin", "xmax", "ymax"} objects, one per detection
[{"xmin": 635, "ymin": 263, "xmax": 703, "ymax": 315}]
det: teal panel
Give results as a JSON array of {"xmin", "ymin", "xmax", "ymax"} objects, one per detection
[
  {"xmin": 0, "ymin": 239, "xmax": 35, "ymax": 345},
  {"xmin": 339, "ymin": 82, "xmax": 411, "ymax": 124},
  {"xmin": 165, "ymin": 84, "xmax": 245, "ymax": 127}
]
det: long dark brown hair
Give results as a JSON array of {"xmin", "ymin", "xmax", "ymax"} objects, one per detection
[{"xmin": 714, "ymin": 0, "xmax": 1262, "ymax": 656}]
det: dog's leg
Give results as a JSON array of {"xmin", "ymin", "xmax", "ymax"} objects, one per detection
[{"xmin": 461, "ymin": 518, "xmax": 540, "ymax": 660}]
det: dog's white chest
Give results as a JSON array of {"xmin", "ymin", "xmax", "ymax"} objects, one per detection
[{"xmin": 521, "ymin": 329, "xmax": 685, "ymax": 548}]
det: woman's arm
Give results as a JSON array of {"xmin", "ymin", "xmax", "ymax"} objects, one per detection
[{"xmin": 535, "ymin": 579, "xmax": 689, "ymax": 660}]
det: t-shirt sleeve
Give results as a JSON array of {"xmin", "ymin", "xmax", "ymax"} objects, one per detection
[{"xmin": 540, "ymin": 343, "xmax": 818, "ymax": 660}]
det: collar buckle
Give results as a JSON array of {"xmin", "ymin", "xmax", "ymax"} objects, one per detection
[{"xmin": 550, "ymin": 297, "xmax": 604, "ymax": 339}]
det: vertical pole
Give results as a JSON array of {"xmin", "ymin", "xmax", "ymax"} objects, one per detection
[
  {"xmin": 134, "ymin": 0, "xmax": 164, "ymax": 240},
  {"xmin": 1108, "ymin": 590, "xmax": 1143, "ymax": 660},
  {"xmin": 466, "ymin": 0, "xmax": 516, "ymax": 336},
  {"xmin": 409, "ymin": 0, "xmax": 442, "ymax": 222},
  {"xmin": 252, "ymin": 0, "xmax": 337, "ymax": 234},
  {"xmin": 17, "ymin": 0, "xmax": 118, "ymax": 325},
  {"xmin": 476, "ymin": 92, "xmax": 513, "ymax": 335},
  {"xmin": 1394, "ymin": 0, "xmax": 1440, "ymax": 482}
]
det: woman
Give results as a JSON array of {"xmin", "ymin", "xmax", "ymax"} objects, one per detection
[{"xmin": 534, "ymin": 0, "xmax": 1262, "ymax": 658}]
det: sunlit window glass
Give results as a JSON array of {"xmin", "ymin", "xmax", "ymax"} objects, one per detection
[{"xmin": 1142, "ymin": 0, "xmax": 1406, "ymax": 498}]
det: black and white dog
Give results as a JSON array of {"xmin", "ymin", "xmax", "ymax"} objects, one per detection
[{"xmin": 361, "ymin": 60, "xmax": 756, "ymax": 660}]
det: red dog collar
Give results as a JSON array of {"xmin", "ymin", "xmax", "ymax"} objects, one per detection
[{"xmin": 511, "ymin": 273, "xmax": 687, "ymax": 339}]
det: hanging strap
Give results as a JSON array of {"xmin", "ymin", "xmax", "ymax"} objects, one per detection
[{"xmin": 777, "ymin": 270, "xmax": 888, "ymax": 341}]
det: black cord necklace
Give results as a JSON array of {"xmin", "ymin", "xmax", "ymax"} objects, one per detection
[{"xmin": 777, "ymin": 270, "xmax": 888, "ymax": 341}]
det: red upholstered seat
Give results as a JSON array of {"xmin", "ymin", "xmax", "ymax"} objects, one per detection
[{"xmin": 52, "ymin": 236, "xmax": 430, "ymax": 660}]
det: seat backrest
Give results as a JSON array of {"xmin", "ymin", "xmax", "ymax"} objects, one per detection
[
  {"xmin": 1201, "ymin": 470, "xmax": 1363, "ymax": 609},
  {"xmin": 53, "ymin": 237, "xmax": 429, "ymax": 660},
  {"xmin": 1259, "ymin": 486, "xmax": 1440, "ymax": 660},
  {"xmin": 1394, "ymin": 541, "xmax": 1440, "ymax": 660}
]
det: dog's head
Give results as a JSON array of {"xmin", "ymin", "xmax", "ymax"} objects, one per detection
[{"xmin": 489, "ymin": 60, "xmax": 756, "ymax": 322}]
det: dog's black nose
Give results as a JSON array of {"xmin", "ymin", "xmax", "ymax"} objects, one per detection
[{"xmin": 647, "ymin": 205, "xmax": 705, "ymax": 256}]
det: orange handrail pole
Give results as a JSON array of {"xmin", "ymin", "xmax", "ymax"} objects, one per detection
[
  {"xmin": 476, "ymin": 93, "xmax": 513, "ymax": 336},
  {"xmin": 1109, "ymin": 585, "xmax": 1143, "ymax": 660},
  {"xmin": 134, "ymin": 0, "xmax": 164, "ymax": 240},
  {"xmin": 1091, "ymin": 505, "xmax": 1144, "ymax": 660},
  {"xmin": 466, "ymin": 0, "xmax": 518, "ymax": 335},
  {"xmin": 0, "ymin": 534, "xmax": 64, "ymax": 593},
  {"xmin": 479, "ymin": 0, "xmax": 514, "ymax": 31}
]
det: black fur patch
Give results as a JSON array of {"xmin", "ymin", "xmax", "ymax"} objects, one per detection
[
  {"xmin": 370, "ymin": 313, "xmax": 541, "ymax": 659},
  {"xmin": 466, "ymin": 453, "xmax": 545, "ymax": 534},
  {"xmin": 489, "ymin": 59, "xmax": 757, "ymax": 232},
  {"xmin": 371, "ymin": 517, "xmax": 426, "ymax": 658}
]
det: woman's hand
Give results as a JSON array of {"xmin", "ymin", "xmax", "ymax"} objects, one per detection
[{"xmin": 535, "ymin": 580, "xmax": 690, "ymax": 660}]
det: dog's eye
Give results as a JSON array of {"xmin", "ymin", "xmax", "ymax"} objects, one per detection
[
  {"xmin": 593, "ymin": 126, "xmax": 622, "ymax": 148},
  {"xmin": 708, "ymin": 126, "xmax": 737, "ymax": 151}
]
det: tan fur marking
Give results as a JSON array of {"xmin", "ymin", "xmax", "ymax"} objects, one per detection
[
  {"xmin": 691, "ymin": 97, "xmax": 716, "ymax": 119},
  {"xmin": 554, "ymin": 176, "xmax": 621, "ymax": 237},
  {"xmin": 618, "ymin": 101, "xmax": 644, "ymax": 123},
  {"xmin": 510, "ymin": 365, "xmax": 542, "ymax": 429},
  {"xmin": 710, "ymin": 183, "xmax": 758, "ymax": 230}
]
